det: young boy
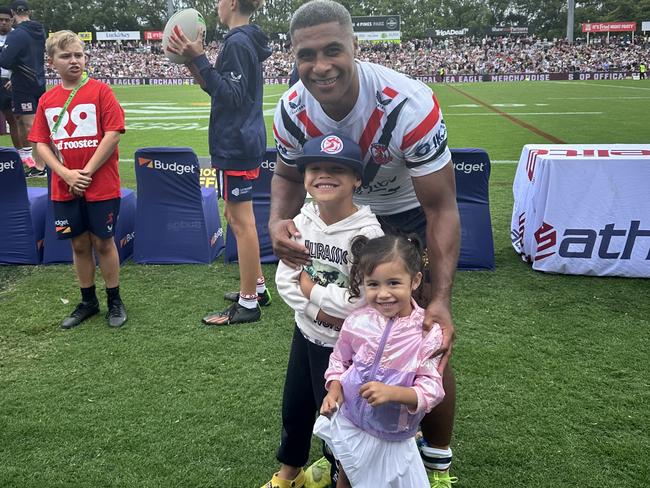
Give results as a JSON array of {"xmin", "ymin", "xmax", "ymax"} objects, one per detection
[
  {"xmin": 166, "ymin": 0, "xmax": 272, "ymax": 325},
  {"xmin": 265, "ymin": 134, "xmax": 384, "ymax": 488},
  {"xmin": 28, "ymin": 30, "xmax": 127, "ymax": 329}
]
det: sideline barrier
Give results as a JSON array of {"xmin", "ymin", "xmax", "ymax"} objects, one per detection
[
  {"xmin": 42, "ymin": 188, "xmax": 136, "ymax": 265},
  {"xmin": 133, "ymin": 147, "xmax": 224, "ymax": 264},
  {"xmin": 0, "ymin": 148, "xmax": 47, "ymax": 264},
  {"xmin": 218, "ymin": 148, "xmax": 495, "ymax": 270}
]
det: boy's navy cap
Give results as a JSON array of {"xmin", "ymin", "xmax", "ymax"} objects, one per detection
[
  {"xmin": 10, "ymin": 0, "xmax": 30, "ymax": 12},
  {"xmin": 296, "ymin": 134, "xmax": 364, "ymax": 175}
]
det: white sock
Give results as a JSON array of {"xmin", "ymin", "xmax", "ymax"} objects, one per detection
[
  {"xmin": 419, "ymin": 445, "xmax": 452, "ymax": 471},
  {"xmin": 256, "ymin": 277, "xmax": 266, "ymax": 295},
  {"xmin": 238, "ymin": 293, "xmax": 258, "ymax": 309}
]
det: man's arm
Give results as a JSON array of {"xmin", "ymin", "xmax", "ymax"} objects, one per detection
[
  {"xmin": 269, "ymin": 157, "xmax": 310, "ymax": 267},
  {"xmin": 412, "ymin": 161, "xmax": 460, "ymax": 372}
]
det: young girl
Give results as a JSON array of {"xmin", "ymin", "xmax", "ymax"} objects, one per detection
[
  {"xmin": 314, "ymin": 234, "xmax": 445, "ymax": 487},
  {"xmin": 167, "ymin": 0, "xmax": 272, "ymax": 325}
]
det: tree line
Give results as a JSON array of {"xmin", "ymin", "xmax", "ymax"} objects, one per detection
[{"xmin": 31, "ymin": 0, "xmax": 650, "ymax": 41}]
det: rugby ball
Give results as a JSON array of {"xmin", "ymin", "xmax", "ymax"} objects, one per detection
[{"xmin": 162, "ymin": 8, "xmax": 207, "ymax": 64}]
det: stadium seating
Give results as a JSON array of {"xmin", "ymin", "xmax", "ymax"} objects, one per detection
[
  {"xmin": 42, "ymin": 188, "xmax": 136, "ymax": 265},
  {"xmin": 0, "ymin": 148, "xmax": 47, "ymax": 264},
  {"xmin": 133, "ymin": 147, "xmax": 224, "ymax": 264}
]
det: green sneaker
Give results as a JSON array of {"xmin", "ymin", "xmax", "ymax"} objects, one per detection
[
  {"xmin": 304, "ymin": 457, "xmax": 331, "ymax": 488},
  {"xmin": 429, "ymin": 470, "xmax": 458, "ymax": 488}
]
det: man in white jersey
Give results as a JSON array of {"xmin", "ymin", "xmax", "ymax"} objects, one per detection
[
  {"xmin": 0, "ymin": 7, "xmax": 22, "ymax": 159},
  {"xmin": 269, "ymin": 1, "xmax": 460, "ymax": 487}
]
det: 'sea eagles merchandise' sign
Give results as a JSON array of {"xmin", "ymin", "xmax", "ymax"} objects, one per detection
[{"xmin": 512, "ymin": 144, "xmax": 650, "ymax": 277}]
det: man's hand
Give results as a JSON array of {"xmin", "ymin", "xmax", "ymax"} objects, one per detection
[
  {"xmin": 166, "ymin": 25, "xmax": 205, "ymax": 60},
  {"xmin": 423, "ymin": 298, "xmax": 455, "ymax": 373},
  {"xmin": 359, "ymin": 381, "xmax": 393, "ymax": 407},
  {"xmin": 269, "ymin": 218, "xmax": 311, "ymax": 268},
  {"xmin": 320, "ymin": 381, "xmax": 344, "ymax": 418}
]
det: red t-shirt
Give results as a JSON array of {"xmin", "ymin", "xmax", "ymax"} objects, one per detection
[{"xmin": 29, "ymin": 78, "xmax": 125, "ymax": 202}]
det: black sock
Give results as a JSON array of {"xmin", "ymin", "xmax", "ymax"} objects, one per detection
[
  {"xmin": 106, "ymin": 286, "xmax": 121, "ymax": 304},
  {"xmin": 81, "ymin": 285, "xmax": 97, "ymax": 303}
]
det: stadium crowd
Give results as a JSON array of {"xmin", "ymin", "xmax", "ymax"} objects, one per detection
[{"xmin": 44, "ymin": 34, "xmax": 650, "ymax": 79}]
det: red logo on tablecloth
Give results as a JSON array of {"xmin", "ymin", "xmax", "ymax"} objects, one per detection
[{"xmin": 534, "ymin": 222, "xmax": 557, "ymax": 261}]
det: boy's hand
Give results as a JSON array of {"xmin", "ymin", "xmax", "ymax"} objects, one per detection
[
  {"xmin": 167, "ymin": 25, "xmax": 205, "ymax": 60},
  {"xmin": 64, "ymin": 169, "xmax": 92, "ymax": 192},
  {"xmin": 359, "ymin": 381, "xmax": 393, "ymax": 407}
]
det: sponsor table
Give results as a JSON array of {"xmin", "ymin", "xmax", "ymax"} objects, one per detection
[{"xmin": 511, "ymin": 144, "xmax": 650, "ymax": 277}]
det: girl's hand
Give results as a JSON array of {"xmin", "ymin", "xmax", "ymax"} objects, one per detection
[
  {"xmin": 320, "ymin": 381, "xmax": 344, "ymax": 418},
  {"xmin": 359, "ymin": 381, "xmax": 393, "ymax": 407}
]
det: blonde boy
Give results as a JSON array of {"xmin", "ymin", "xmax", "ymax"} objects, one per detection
[{"xmin": 28, "ymin": 31, "xmax": 127, "ymax": 329}]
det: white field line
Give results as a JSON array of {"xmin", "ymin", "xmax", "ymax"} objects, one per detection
[
  {"xmin": 551, "ymin": 81, "xmax": 650, "ymax": 91},
  {"xmin": 548, "ymin": 96, "xmax": 650, "ymax": 100},
  {"xmin": 445, "ymin": 111, "xmax": 602, "ymax": 116}
]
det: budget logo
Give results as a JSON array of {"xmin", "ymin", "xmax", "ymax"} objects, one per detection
[
  {"xmin": 139, "ymin": 157, "xmax": 196, "ymax": 175},
  {"xmin": 0, "ymin": 160, "xmax": 15, "ymax": 172},
  {"xmin": 120, "ymin": 231, "xmax": 134, "ymax": 248}
]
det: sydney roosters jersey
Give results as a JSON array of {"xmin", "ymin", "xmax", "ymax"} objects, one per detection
[
  {"xmin": 29, "ymin": 78, "xmax": 125, "ymax": 202},
  {"xmin": 273, "ymin": 61, "xmax": 451, "ymax": 215}
]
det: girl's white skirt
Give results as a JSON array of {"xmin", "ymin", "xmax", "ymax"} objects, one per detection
[{"xmin": 313, "ymin": 412, "xmax": 429, "ymax": 488}]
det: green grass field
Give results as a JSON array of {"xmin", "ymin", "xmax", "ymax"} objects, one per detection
[{"xmin": 1, "ymin": 80, "xmax": 649, "ymax": 487}]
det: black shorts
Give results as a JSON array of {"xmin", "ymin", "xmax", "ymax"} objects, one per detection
[
  {"xmin": 377, "ymin": 206, "xmax": 431, "ymax": 282},
  {"xmin": 218, "ymin": 170, "xmax": 257, "ymax": 202},
  {"xmin": 376, "ymin": 206, "xmax": 427, "ymax": 243},
  {"xmin": 52, "ymin": 197, "xmax": 121, "ymax": 240},
  {"xmin": 0, "ymin": 79, "xmax": 11, "ymax": 112},
  {"xmin": 11, "ymin": 89, "xmax": 44, "ymax": 115}
]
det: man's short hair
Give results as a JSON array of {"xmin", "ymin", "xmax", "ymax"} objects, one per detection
[
  {"xmin": 46, "ymin": 30, "xmax": 84, "ymax": 59},
  {"xmin": 0, "ymin": 6, "xmax": 13, "ymax": 16},
  {"xmin": 289, "ymin": 0, "xmax": 353, "ymax": 38}
]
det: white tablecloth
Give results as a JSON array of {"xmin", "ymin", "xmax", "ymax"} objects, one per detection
[{"xmin": 511, "ymin": 144, "xmax": 650, "ymax": 277}]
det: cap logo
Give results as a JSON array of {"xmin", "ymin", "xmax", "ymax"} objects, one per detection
[{"xmin": 321, "ymin": 135, "xmax": 343, "ymax": 155}]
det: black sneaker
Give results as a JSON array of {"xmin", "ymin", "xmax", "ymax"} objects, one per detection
[
  {"xmin": 202, "ymin": 302, "xmax": 261, "ymax": 325},
  {"xmin": 25, "ymin": 167, "xmax": 47, "ymax": 178},
  {"xmin": 223, "ymin": 288, "xmax": 272, "ymax": 307},
  {"xmin": 106, "ymin": 299, "xmax": 127, "ymax": 328},
  {"xmin": 61, "ymin": 300, "xmax": 100, "ymax": 329}
]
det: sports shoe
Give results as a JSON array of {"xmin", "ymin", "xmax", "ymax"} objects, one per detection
[
  {"xmin": 202, "ymin": 302, "xmax": 261, "ymax": 325},
  {"xmin": 106, "ymin": 299, "xmax": 127, "ymax": 328},
  {"xmin": 22, "ymin": 155, "xmax": 36, "ymax": 168},
  {"xmin": 223, "ymin": 288, "xmax": 272, "ymax": 307},
  {"xmin": 429, "ymin": 470, "xmax": 458, "ymax": 488},
  {"xmin": 261, "ymin": 469, "xmax": 305, "ymax": 488},
  {"xmin": 61, "ymin": 300, "xmax": 100, "ymax": 329},
  {"xmin": 304, "ymin": 457, "xmax": 331, "ymax": 488},
  {"xmin": 25, "ymin": 166, "xmax": 47, "ymax": 178}
]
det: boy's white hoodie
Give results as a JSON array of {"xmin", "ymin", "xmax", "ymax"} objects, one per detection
[{"xmin": 276, "ymin": 202, "xmax": 383, "ymax": 347}]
